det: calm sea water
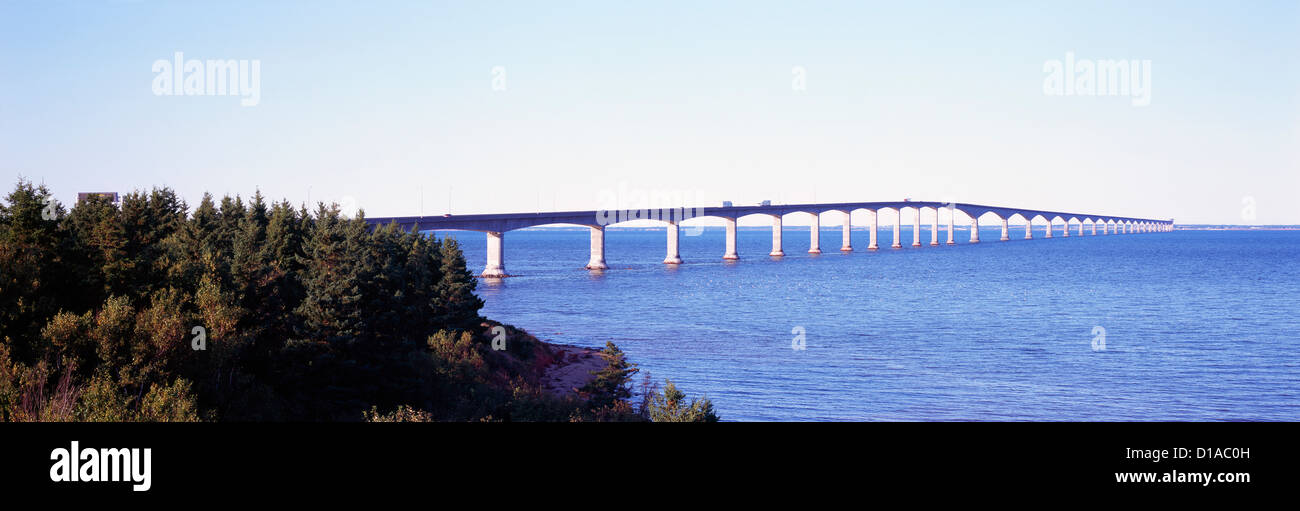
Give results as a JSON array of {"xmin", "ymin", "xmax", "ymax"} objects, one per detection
[{"xmin": 434, "ymin": 226, "xmax": 1300, "ymax": 421}]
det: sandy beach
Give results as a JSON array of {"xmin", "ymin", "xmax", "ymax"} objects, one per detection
[{"xmin": 540, "ymin": 344, "xmax": 605, "ymax": 398}]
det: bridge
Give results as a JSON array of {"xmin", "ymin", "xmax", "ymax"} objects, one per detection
[{"xmin": 366, "ymin": 201, "xmax": 1173, "ymax": 278}]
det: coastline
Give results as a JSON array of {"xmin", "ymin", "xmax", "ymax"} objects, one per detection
[
  {"xmin": 479, "ymin": 320, "xmax": 605, "ymax": 400},
  {"xmin": 539, "ymin": 343, "xmax": 604, "ymax": 398}
]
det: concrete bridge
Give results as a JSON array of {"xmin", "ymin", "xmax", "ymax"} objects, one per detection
[{"xmin": 366, "ymin": 201, "xmax": 1173, "ymax": 278}]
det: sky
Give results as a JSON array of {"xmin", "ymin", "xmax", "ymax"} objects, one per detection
[{"xmin": 2, "ymin": 0, "xmax": 1298, "ymax": 225}]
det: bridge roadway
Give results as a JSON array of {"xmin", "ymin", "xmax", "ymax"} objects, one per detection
[{"xmin": 365, "ymin": 200, "xmax": 1173, "ymax": 278}]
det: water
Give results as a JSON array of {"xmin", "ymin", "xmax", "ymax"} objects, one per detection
[{"xmin": 435, "ymin": 226, "xmax": 1300, "ymax": 421}]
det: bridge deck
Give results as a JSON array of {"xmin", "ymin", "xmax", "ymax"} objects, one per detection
[{"xmin": 365, "ymin": 200, "xmax": 1169, "ymax": 233}]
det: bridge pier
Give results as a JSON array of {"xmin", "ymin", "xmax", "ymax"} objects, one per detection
[
  {"xmin": 1044, "ymin": 220, "xmax": 1053, "ymax": 238},
  {"xmin": 1077, "ymin": 221, "xmax": 1084, "ymax": 236},
  {"xmin": 723, "ymin": 217, "xmax": 738, "ymax": 260},
  {"xmin": 911, "ymin": 208, "xmax": 922, "ymax": 247},
  {"xmin": 586, "ymin": 226, "xmax": 608, "ymax": 270},
  {"xmin": 770, "ymin": 215, "xmax": 785, "ymax": 257},
  {"xmin": 891, "ymin": 210, "xmax": 902, "ymax": 249},
  {"xmin": 1091, "ymin": 221, "xmax": 1097, "ymax": 235},
  {"xmin": 1025, "ymin": 219, "xmax": 1033, "ymax": 239},
  {"xmin": 664, "ymin": 221, "xmax": 682, "ymax": 264},
  {"xmin": 809, "ymin": 213, "xmax": 821, "ymax": 253},
  {"xmin": 969, "ymin": 217, "xmax": 980, "ymax": 243},
  {"xmin": 840, "ymin": 213, "xmax": 852, "ymax": 251},
  {"xmin": 868, "ymin": 211, "xmax": 880, "ymax": 250},
  {"xmin": 483, "ymin": 231, "xmax": 507, "ymax": 278},
  {"xmin": 930, "ymin": 209, "xmax": 939, "ymax": 246},
  {"xmin": 1000, "ymin": 218, "xmax": 1010, "ymax": 241},
  {"xmin": 946, "ymin": 207, "xmax": 955, "ymax": 245},
  {"xmin": 1062, "ymin": 220, "xmax": 1070, "ymax": 237}
]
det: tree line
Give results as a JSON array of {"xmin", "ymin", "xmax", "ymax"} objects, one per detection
[{"xmin": 0, "ymin": 179, "xmax": 716, "ymax": 422}]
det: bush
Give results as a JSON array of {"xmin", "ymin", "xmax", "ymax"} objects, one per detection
[{"xmin": 648, "ymin": 380, "xmax": 719, "ymax": 423}]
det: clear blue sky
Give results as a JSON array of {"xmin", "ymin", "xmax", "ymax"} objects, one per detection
[{"xmin": 2, "ymin": 1, "xmax": 1297, "ymax": 224}]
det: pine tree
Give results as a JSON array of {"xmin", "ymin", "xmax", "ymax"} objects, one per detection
[
  {"xmin": 433, "ymin": 236, "xmax": 483, "ymax": 332},
  {"xmin": 259, "ymin": 201, "xmax": 306, "ymax": 340},
  {"xmin": 0, "ymin": 180, "xmax": 66, "ymax": 362},
  {"xmin": 294, "ymin": 204, "xmax": 366, "ymax": 345},
  {"xmin": 114, "ymin": 189, "xmax": 186, "ymax": 302},
  {"xmin": 214, "ymin": 195, "xmax": 245, "ymax": 266},
  {"xmin": 580, "ymin": 342, "xmax": 639, "ymax": 409},
  {"xmin": 648, "ymin": 379, "xmax": 720, "ymax": 422},
  {"xmin": 362, "ymin": 222, "xmax": 409, "ymax": 345},
  {"xmin": 190, "ymin": 193, "xmax": 220, "ymax": 253},
  {"xmin": 402, "ymin": 228, "xmax": 443, "ymax": 337},
  {"xmin": 59, "ymin": 194, "xmax": 116, "ymax": 311}
]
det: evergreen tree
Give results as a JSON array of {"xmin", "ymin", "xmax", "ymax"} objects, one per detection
[
  {"xmin": 401, "ymin": 228, "xmax": 443, "ymax": 336},
  {"xmin": 113, "ymin": 189, "xmax": 186, "ymax": 302},
  {"xmin": 294, "ymin": 204, "xmax": 366, "ymax": 345},
  {"xmin": 58, "ymin": 194, "xmax": 117, "ymax": 310},
  {"xmin": 647, "ymin": 379, "xmax": 719, "ymax": 422},
  {"xmin": 0, "ymin": 180, "xmax": 66, "ymax": 361},
  {"xmin": 434, "ymin": 236, "xmax": 484, "ymax": 332},
  {"xmin": 2, "ymin": 180, "xmax": 669, "ymax": 423},
  {"xmin": 363, "ymin": 222, "xmax": 409, "ymax": 345},
  {"xmin": 580, "ymin": 341, "xmax": 639, "ymax": 409}
]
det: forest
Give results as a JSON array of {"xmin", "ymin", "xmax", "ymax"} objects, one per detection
[{"xmin": 0, "ymin": 179, "xmax": 717, "ymax": 422}]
